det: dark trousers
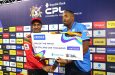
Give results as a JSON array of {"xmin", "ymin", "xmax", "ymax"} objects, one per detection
[
  {"xmin": 28, "ymin": 69, "xmax": 48, "ymax": 75},
  {"xmin": 65, "ymin": 62, "xmax": 91, "ymax": 75}
]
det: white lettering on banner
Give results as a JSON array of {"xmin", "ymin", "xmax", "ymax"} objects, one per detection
[
  {"xmin": 110, "ymin": 66, "xmax": 115, "ymax": 69},
  {"xmin": 96, "ymin": 48, "xmax": 106, "ymax": 53},
  {"xmin": 107, "ymin": 38, "xmax": 115, "ymax": 45},
  {"xmin": 45, "ymin": 7, "xmax": 64, "ymax": 15},
  {"xmin": 45, "ymin": 2, "xmax": 66, "ymax": 7},
  {"xmin": 81, "ymin": 22, "xmax": 92, "ymax": 29},
  {"xmin": 107, "ymin": 72, "xmax": 115, "ymax": 75},
  {"xmin": 109, "ymin": 32, "xmax": 115, "ymax": 34},
  {"xmin": 12, "ymin": 68, "xmax": 16, "ymax": 72},
  {"xmin": 41, "ymin": 25, "xmax": 48, "ymax": 31}
]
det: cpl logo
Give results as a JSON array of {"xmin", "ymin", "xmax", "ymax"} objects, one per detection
[{"xmin": 45, "ymin": 3, "xmax": 64, "ymax": 15}]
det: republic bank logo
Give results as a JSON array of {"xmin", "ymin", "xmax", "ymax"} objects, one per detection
[{"xmin": 30, "ymin": 5, "xmax": 42, "ymax": 18}]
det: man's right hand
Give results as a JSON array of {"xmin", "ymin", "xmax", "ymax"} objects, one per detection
[
  {"xmin": 42, "ymin": 65, "xmax": 57, "ymax": 72},
  {"xmin": 42, "ymin": 66, "xmax": 52, "ymax": 72},
  {"xmin": 56, "ymin": 57, "xmax": 68, "ymax": 64},
  {"xmin": 56, "ymin": 57, "xmax": 72, "ymax": 64}
]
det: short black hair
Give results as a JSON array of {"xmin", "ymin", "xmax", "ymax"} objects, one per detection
[
  {"xmin": 64, "ymin": 10, "xmax": 74, "ymax": 16},
  {"xmin": 31, "ymin": 19, "xmax": 42, "ymax": 25}
]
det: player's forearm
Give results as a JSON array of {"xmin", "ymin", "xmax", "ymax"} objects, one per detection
[{"xmin": 83, "ymin": 40, "xmax": 90, "ymax": 55}]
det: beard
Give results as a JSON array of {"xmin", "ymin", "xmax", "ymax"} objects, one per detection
[
  {"xmin": 33, "ymin": 29, "xmax": 41, "ymax": 33},
  {"xmin": 64, "ymin": 23, "xmax": 70, "ymax": 29},
  {"xmin": 64, "ymin": 22, "xmax": 68, "ymax": 27}
]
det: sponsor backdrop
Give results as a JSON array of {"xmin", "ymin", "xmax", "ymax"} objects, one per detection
[{"xmin": 0, "ymin": 0, "xmax": 115, "ymax": 75}]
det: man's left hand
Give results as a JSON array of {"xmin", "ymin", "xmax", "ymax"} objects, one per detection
[{"xmin": 56, "ymin": 57, "xmax": 68, "ymax": 64}]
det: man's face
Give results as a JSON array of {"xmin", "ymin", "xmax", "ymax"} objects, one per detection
[
  {"xmin": 62, "ymin": 12, "xmax": 74, "ymax": 26},
  {"xmin": 32, "ymin": 22, "xmax": 42, "ymax": 33}
]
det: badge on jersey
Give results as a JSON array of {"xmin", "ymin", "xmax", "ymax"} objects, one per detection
[{"xmin": 24, "ymin": 44, "xmax": 29, "ymax": 50}]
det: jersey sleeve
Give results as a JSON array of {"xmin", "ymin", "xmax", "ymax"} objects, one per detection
[
  {"xmin": 80, "ymin": 25, "xmax": 90, "ymax": 41},
  {"xmin": 23, "ymin": 37, "xmax": 44, "ymax": 69}
]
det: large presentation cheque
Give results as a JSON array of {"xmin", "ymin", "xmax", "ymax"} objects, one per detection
[{"xmin": 31, "ymin": 33, "xmax": 83, "ymax": 60}]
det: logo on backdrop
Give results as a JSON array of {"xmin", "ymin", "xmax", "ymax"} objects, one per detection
[
  {"xmin": 45, "ymin": 2, "xmax": 65, "ymax": 17},
  {"xmin": 30, "ymin": 5, "xmax": 42, "ymax": 18}
]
